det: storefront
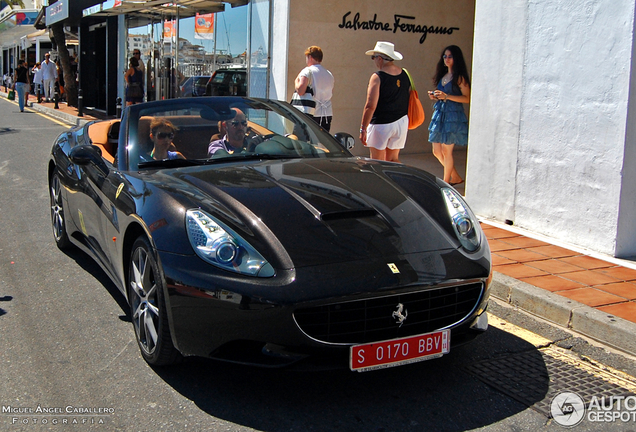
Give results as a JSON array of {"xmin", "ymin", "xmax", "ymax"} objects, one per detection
[
  {"xmin": 75, "ymin": 0, "xmax": 473, "ymax": 152},
  {"xmin": 0, "ymin": 8, "xmax": 43, "ymax": 76},
  {"xmin": 81, "ymin": 0, "xmax": 252, "ymax": 112}
]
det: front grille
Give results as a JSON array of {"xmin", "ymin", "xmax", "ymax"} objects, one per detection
[{"xmin": 293, "ymin": 283, "xmax": 483, "ymax": 344}]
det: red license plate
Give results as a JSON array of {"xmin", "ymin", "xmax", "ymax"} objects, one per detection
[{"xmin": 350, "ymin": 329, "xmax": 450, "ymax": 372}]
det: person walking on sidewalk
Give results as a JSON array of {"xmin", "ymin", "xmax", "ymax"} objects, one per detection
[
  {"xmin": 13, "ymin": 59, "xmax": 30, "ymax": 112},
  {"xmin": 40, "ymin": 53, "xmax": 58, "ymax": 102},
  {"xmin": 428, "ymin": 45, "xmax": 471, "ymax": 186},
  {"xmin": 32, "ymin": 62, "xmax": 43, "ymax": 102},
  {"xmin": 294, "ymin": 46, "xmax": 335, "ymax": 131}
]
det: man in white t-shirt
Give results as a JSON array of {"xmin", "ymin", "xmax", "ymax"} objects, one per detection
[{"xmin": 294, "ymin": 46, "xmax": 335, "ymax": 131}]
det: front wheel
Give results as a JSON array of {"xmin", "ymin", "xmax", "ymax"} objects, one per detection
[
  {"xmin": 50, "ymin": 172, "xmax": 72, "ymax": 249},
  {"xmin": 128, "ymin": 237, "xmax": 181, "ymax": 366}
]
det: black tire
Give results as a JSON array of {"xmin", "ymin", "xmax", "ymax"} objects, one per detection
[
  {"xmin": 128, "ymin": 237, "xmax": 181, "ymax": 366},
  {"xmin": 50, "ymin": 172, "xmax": 72, "ymax": 249}
]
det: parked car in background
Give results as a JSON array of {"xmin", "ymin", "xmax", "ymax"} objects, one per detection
[
  {"xmin": 179, "ymin": 75, "xmax": 211, "ymax": 97},
  {"xmin": 206, "ymin": 67, "xmax": 246, "ymax": 96}
]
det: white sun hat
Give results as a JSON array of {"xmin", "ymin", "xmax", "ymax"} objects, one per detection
[{"xmin": 365, "ymin": 41, "xmax": 403, "ymax": 61}]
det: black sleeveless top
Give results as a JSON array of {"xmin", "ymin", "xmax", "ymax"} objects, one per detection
[
  {"xmin": 371, "ymin": 70, "xmax": 410, "ymax": 125},
  {"xmin": 16, "ymin": 65, "xmax": 28, "ymax": 84}
]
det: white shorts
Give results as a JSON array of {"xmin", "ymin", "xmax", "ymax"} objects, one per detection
[{"xmin": 366, "ymin": 115, "xmax": 409, "ymax": 150}]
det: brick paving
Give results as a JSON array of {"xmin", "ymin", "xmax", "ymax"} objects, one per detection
[{"xmin": 484, "ymin": 224, "xmax": 636, "ymax": 324}]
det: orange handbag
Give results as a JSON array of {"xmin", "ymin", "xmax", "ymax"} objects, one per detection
[{"xmin": 404, "ymin": 69, "xmax": 425, "ymax": 130}]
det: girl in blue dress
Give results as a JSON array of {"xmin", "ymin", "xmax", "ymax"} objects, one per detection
[{"xmin": 428, "ymin": 45, "xmax": 471, "ymax": 186}]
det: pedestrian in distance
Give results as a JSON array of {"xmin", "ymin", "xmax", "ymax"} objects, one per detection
[
  {"xmin": 294, "ymin": 46, "xmax": 335, "ymax": 131},
  {"xmin": 40, "ymin": 53, "xmax": 58, "ymax": 103},
  {"xmin": 32, "ymin": 62, "xmax": 43, "ymax": 102},
  {"xmin": 132, "ymin": 49, "xmax": 145, "ymax": 98},
  {"xmin": 428, "ymin": 45, "xmax": 471, "ymax": 186},
  {"xmin": 359, "ymin": 41, "xmax": 410, "ymax": 162},
  {"xmin": 55, "ymin": 59, "xmax": 65, "ymax": 102},
  {"xmin": 125, "ymin": 57, "xmax": 144, "ymax": 106},
  {"xmin": 13, "ymin": 59, "xmax": 30, "ymax": 112}
]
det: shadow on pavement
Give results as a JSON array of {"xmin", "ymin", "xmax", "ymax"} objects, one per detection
[
  {"xmin": 61, "ymin": 247, "xmax": 131, "ymax": 323},
  {"xmin": 151, "ymin": 326, "xmax": 548, "ymax": 431},
  {"xmin": 0, "ymin": 295, "xmax": 11, "ymax": 317}
]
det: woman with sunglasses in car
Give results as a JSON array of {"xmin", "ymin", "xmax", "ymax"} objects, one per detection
[
  {"xmin": 149, "ymin": 118, "xmax": 184, "ymax": 160},
  {"xmin": 428, "ymin": 45, "xmax": 471, "ymax": 186}
]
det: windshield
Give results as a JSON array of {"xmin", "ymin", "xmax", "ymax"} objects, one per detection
[{"xmin": 124, "ymin": 97, "xmax": 351, "ymax": 171}]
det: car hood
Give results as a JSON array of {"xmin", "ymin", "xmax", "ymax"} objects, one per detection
[{"xmin": 153, "ymin": 157, "xmax": 459, "ymax": 269}]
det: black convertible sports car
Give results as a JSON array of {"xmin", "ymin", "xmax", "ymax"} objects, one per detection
[{"xmin": 48, "ymin": 97, "xmax": 491, "ymax": 372}]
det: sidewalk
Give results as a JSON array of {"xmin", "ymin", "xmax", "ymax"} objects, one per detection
[
  {"xmin": 4, "ymin": 90, "xmax": 636, "ymax": 357},
  {"xmin": 1, "ymin": 88, "xmax": 112, "ymax": 126},
  {"xmin": 401, "ymin": 151, "xmax": 636, "ymax": 357}
]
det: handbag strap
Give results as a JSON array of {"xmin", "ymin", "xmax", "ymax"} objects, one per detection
[{"xmin": 403, "ymin": 68, "xmax": 416, "ymax": 91}]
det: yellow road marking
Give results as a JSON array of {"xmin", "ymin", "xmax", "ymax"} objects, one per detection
[
  {"xmin": 2, "ymin": 96, "xmax": 72, "ymax": 127},
  {"xmin": 487, "ymin": 312, "xmax": 552, "ymax": 347},
  {"xmin": 488, "ymin": 313, "xmax": 636, "ymax": 390},
  {"xmin": 32, "ymin": 109, "xmax": 70, "ymax": 127}
]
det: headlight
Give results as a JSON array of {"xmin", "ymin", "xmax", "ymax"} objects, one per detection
[
  {"xmin": 186, "ymin": 209, "xmax": 275, "ymax": 277},
  {"xmin": 442, "ymin": 188, "xmax": 482, "ymax": 252}
]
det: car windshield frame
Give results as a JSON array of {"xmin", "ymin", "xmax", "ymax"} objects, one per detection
[{"xmin": 121, "ymin": 97, "xmax": 352, "ymax": 172}]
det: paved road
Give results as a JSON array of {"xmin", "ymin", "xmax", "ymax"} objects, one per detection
[{"xmin": 1, "ymin": 99, "xmax": 635, "ymax": 431}]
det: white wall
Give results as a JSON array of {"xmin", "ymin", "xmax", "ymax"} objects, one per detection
[
  {"xmin": 269, "ymin": 0, "xmax": 290, "ymax": 101},
  {"xmin": 468, "ymin": 0, "xmax": 636, "ymax": 257}
]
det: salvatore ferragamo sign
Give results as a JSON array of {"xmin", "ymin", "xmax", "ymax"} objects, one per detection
[{"xmin": 339, "ymin": 12, "xmax": 459, "ymax": 44}]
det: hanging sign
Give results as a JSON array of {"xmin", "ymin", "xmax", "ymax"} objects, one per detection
[
  {"xmin": 46, "ymin": 0, "xmax": 69, "ymax": 26},
  {"xmin": 163, "ymin": 20, "xmax": 176, "ymax": 39},
  {"xmin": 194, "ymin": 13, "xmax": 214, "ymax": 40}
]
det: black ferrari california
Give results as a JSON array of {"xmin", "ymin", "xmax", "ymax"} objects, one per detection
[{"xmin": 48, "ymin": 97, "xmax": 491, "ymax": 372}]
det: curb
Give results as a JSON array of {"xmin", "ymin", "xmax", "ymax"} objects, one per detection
[
  {"xmin": 27, "ymin": 101, "xmax": 91, "ymax": 127},
  {"xmin": 1, "ymin": 90, "xmax": 91, "ymax": 127},
  {"xmin": 490, "ymin": 272, "xmax": 636, "ymax": 357}
]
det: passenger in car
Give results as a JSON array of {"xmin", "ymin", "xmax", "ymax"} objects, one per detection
[
  {"xmin": 149, "ymin": 118, "xmax": 185, "ymax": 160},
  {"xmin": 207, "ymin": 108, "xmax": 262, "ymax": 156}
]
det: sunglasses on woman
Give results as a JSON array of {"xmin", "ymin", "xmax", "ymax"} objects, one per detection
[{"xmin": 157, "ymin": 132, "xmax": 174, "ymax": 139}]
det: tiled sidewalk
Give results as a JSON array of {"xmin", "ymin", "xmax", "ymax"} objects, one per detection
[{"xmin": 484, "ymin": 224, "xmax": 636, "ymax": 324}]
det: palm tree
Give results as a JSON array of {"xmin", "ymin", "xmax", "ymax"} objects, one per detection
[{"xmin": 51, "ymin": 22, "xmax": 77, "ymax": 107}]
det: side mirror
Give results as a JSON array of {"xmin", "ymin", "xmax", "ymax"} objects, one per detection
[
  {"xmin": 70, "ymin": 145, "xmax": 109, "ymax": 176},
  {"xmin": 334, "ymin": 132, "xmax": 355, "ymax": 151}
]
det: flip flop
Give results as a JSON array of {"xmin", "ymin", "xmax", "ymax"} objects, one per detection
[{"xmin": 449, "ymin": 180, "xmax": 464, "ymax": 186}]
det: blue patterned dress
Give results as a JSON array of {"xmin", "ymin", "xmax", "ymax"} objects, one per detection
[{"xmin": 428, "ymin": 80, "xmax": 468, "ymax": 146}]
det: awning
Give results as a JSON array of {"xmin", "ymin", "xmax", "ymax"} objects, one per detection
[
  {"xmin": 26, "ymin": 29, "xmax": 48, "ymax": 39},
  {"xmin": 0, "ymin": 24, "xmax": 39, "ymax": 48},
  {"xmin": 83, "ymin": 0, "xmax": 248, "ymax": 19}
]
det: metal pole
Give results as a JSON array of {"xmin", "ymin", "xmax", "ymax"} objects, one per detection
[
  {"xmin": 175, "ymin": 0, "xmax": 179, "ymax": 99},
  {"xmin": 77, "ymin": 88, "xmax": 84, "ymax": 117}
]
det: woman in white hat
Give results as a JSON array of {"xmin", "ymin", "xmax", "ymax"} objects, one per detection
[{"xmin": 359, "ymin": 41, "xmax": 410, "ymax": 162}]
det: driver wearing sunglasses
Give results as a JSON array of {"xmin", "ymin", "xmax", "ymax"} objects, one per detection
[
  {"xmin": 149, "ymin": 118, "xmax": 185, "ymax": 160},
  {"xmin": 207, "ymin": 108, "xmax": 263, "ymax": 157}
]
